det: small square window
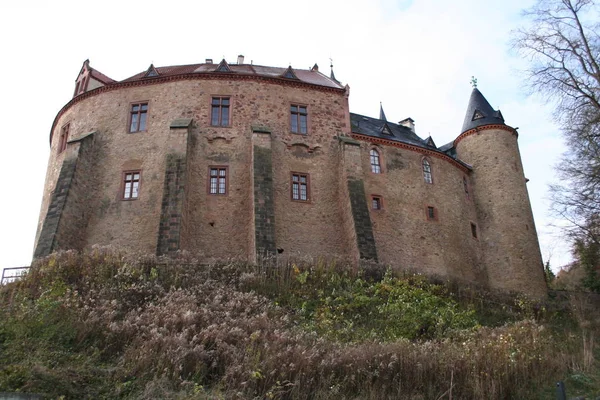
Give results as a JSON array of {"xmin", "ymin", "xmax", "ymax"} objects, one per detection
[
  {"xmin": 122, "ymin": 171, "xmax": 141, "ymax": 200},
  {"xmin": 291, "ymin": 172, "xmax": 310, "ymax": 201},
  {"xmin": 211, "ymin": 97, "xmax": 230, "ymax": 126},
  {"xmin": 208, "ymin": 166, "xmax": 228, "ymax": 195},
  {"xmin": 58, "ymin": 123, "xmax": 69, "ymax": 153},
  {"xmin": 129, "ymin": 102, "xmax": 148, "ymax": 133},
  {"xmin": 426, "ymin": 206, "xmax": 438, "ymax": 221},
  {"xmin": 371, "ymin": 195, "xmax": 383, "ymax": 210},
  {"xmin": 290, "ymin": 104, "xmax": 308, "ymax": 134},
  {"xmin": 471, "ymin": 222, "xmax": 478, "ymax": 238}
]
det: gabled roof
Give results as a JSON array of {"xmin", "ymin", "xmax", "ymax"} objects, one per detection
[
  {"xmin": 144, "ymin": 64, "xmax": 160, "ymax": 78},
  {"xmin": 461, "ymin": 88, "xmax": 505, "ymax": 133},
  {"xmin": 215, "ymin": 59, "xmax": 231, "ymax": 72},
  {"xmin": 281, "ymin": 66, "xmax": 299, "ymax": 80},
  {"xmin": 424, "ymin": 136, "xmax": 436, "ymax": 148}
]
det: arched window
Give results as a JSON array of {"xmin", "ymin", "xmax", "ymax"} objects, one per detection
[
  {"xmin": 422, "ymin": 158, "xmax": 433, "ymax": 184},
  {"xmin": 370, "ymin": 149, "xmax": 381, "ymax": 174}
]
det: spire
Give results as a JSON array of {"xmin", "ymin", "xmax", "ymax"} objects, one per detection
[
  {"xmin": 379, "ymin": 102, "xmax": 387, "ymax": 121},
  {"xmin": 329, "ymin": 59, "xmax": 339, "ymax": 83},
  {"xmin": 461, "ymin": 87, "xmax": 505, "ymax": 134}
]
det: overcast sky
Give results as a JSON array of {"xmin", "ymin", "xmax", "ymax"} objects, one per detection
[{"xmin": 0, "ymin": 0, "xmax": 572, "ymax": 277}]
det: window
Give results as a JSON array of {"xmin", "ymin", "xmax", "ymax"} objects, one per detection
[
  {"xmin": 426, "ymin": 205, "xmax": 438, "ymax": 221},
  {"xmin": 291, "ymin": 172, "xmax": 310, "ymax": 201},
  {"xmin": 422, "ymin": 158, "xmax": 433, "ymax": 184},
  {"xmin": 122, "ymin": 171, "xmax": 141, "ymax": 200},
  {"xmin": 371, "ymin": 195, "xmax": 383, "ymax": 210},
  {"xmin": 211, "ymin": 97, "xmax": 230, "ymax": 126},
  {"xmin": 471, "ymin": 222, "xmax": 478, "ymax": 238},
  {"xmin": 58, "ymin": 123, "xmax": 69, "ymax": 153},
  {"xmin": 370, "ymin": 149, "xmax": 382, "ymax": 174},
  {"xmin": 129, "ymin": 102, "xmax": 148, "ymax": 133},
  {"xmin": 209, "ymin": 167, "xmax": 227, "ymax": 195},
  {"xmin": 290, "ymin": 104, "xmax": 308, "ymax": 134},
  {"xmin": 463, "ymin": 176, "xmax": 470, "ymax": 200}
]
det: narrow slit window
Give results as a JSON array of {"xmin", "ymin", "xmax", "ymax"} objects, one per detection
[
  {"xmin": 370, "ymin": 149, "xmax": 382, "ymax": 174},
  {"xmin": 123, "ymin": 171, "xmax": 141, "ymax": 200},
  {"xmin": 471, "ymin": 222, "xmax": 478, "ymax": 238},
  {"xmin": 423, "ymin": 158, "xmax": 433, "ymax": 184},
  {"xmin": 209, "ymin": 167, "xmax": 227, "ymax": 195},
  {"xmin": 426, "ymin": 206, "xmax": 437, "ymax": 221},
  {"xmin": 291, "ymin": 173, "xmax": 310, "ymax": 201},
  {"xmin": 58, "ymin": 123, "xmax": 69, "ymax": 153},
  {"xmin": 463, "ymin": 176, "xmax": 470, "ymax": 199}
]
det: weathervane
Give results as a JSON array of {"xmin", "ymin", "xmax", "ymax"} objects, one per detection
[{"xmin": 470, "ymin": 76, "xmax": 478, "ymax": 88}]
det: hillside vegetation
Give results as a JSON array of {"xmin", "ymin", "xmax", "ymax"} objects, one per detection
[{"xmin": 0, "ymin": 249, "xmax": 598, "ymax": 399}]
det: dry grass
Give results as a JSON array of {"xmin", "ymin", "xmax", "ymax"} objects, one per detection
[{"xmin": 0, "ymin": 248, "xmax": 597, "ymax": 399}]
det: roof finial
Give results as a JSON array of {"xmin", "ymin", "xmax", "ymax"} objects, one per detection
[
  {"xmin": 329, "ymin": 57, "xmax": 339, "ymax": 83},
  {"xmin": 470, "ymin": 76, "xmax": 478, "ymax": 89},
  {"xmin": 379, "ymin": 102, "xmax": 387, "ymax": 121}
]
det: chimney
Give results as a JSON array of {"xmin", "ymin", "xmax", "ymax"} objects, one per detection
[
  {"xmin": 237, "ymin": 55, "xmax": 245, "ymax": 65},
  {"xmin": 205, "ymin": 58, "xmax": 213, "ymax": 64},
  {"xmin": 399, "ymin": 118, "xmax": 415, "ymax": 133}
]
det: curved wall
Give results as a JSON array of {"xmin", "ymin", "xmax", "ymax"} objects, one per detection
[
  {"xmin": 455, "ymin": 127, "xmax": 547, "ymax": 296},
  {"xmin": 37, "ymin": 77, "xmax": 350, "ymax": 260},
  {"xmin": 361, "ymin": 142, "xmax": 484, "ymax": 284},
  {"xmin": 34, "ymin": 75, "xmax": 546, "ymax": 296}
]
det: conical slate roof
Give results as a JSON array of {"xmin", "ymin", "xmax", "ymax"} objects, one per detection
[{"xmin": 461, "ymin": 88, "xmax": 505, "ymax": 134}]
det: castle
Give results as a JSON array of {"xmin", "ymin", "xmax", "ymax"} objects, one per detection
[{"xmin": 34, "ymin": 57, "xmax": 547, "ymax": 297}]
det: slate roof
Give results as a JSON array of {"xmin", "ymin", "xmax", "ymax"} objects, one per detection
[
  {"xmin": 121, "ymin": 62, "xmax": 343, "ymax": 89},
  {"xmin": 350, "ymin": 113, "xmax": 469, "ymax": 168},
  {"xmin": 461, "ymin": 88, "xmax": 505, "ymax": 133},
  {"xmin": 351, "ymin": 113, "xmax": 431, "ymax": 149}
]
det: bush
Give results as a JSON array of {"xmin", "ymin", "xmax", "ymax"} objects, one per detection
[{"xmin": 0, "ymin": 249, "xmax": 595, "ymax": 399}]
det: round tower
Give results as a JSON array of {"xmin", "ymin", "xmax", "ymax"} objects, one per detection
[{"xmin": 454, "ymin": 88, "xmax": 547, "ymax": 298}]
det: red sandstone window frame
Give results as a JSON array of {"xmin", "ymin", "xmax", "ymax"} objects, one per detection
[
  {"xmin": 58, "ymin": 123, "xmax": 70, "ymax": 154},
  {"xmin": 121, "ymin": 170, "xmax": 141, "ymax": 201},
  {"xmin": 210, "ymin": 96, "xmax": 231, "ymax": 127},
  {"xmin": 370, "ymin": 148, "xmax": 383, "ymax": 174},
  {"xmin": 290, "ymin": 104, "xmax": 308, "ymax": 135},
  {"xmin": 422, "ymin": 157, "xmax": 433, "ymax": 184},
  {"xmin": 371, "ymin": 195, "xmax": 383, "ymax": 210},
  {"xmin": 290, "ymin": 172, "xmax": 310, "ymax": 202},
  {"xmin": 128, "ymin": 102, "xmax": 149, "ymax": 133},
  {"xmin": 425, "ymin": 205, "xmax": 438, "ymax": 222},
  {"xmin": 470, "ymin": 222, "xmax": 478, "ymax": 239},
  {"xmin": 208, "ymin": 166, "xmax": 228, "ymax": 196}
]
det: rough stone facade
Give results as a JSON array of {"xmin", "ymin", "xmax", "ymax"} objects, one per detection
[{"xmin": 34, "ymin": 59, "xmax": 547, "ymax": 298}]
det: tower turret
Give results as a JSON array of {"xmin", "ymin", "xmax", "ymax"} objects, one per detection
[{"xmin": 454, "ymin": 88, "xmax": 547, "ymax": 297}]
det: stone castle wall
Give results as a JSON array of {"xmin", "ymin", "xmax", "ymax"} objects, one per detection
[{"xmin": 34, "ymin": 75, "xmax": 547, "ymax": 296}]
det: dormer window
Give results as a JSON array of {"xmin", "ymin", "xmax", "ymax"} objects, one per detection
[{"xmin": 472, "ymin": 110, "xmax": 485, "ymax": 120}]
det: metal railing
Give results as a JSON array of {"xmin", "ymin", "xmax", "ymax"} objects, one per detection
[{"xmin": 1, "ymin": 267, "xmax": 30, "ymax": 285}]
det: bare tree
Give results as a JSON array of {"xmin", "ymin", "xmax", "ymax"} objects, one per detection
[{"xmin": 514, "ymin": 0, "xmax": 600, "ymax": 243}]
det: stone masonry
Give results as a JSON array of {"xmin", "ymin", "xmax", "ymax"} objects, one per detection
[{"xmin": 33, "ymin": 59, "xmax": 548, "ymax": 298}]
